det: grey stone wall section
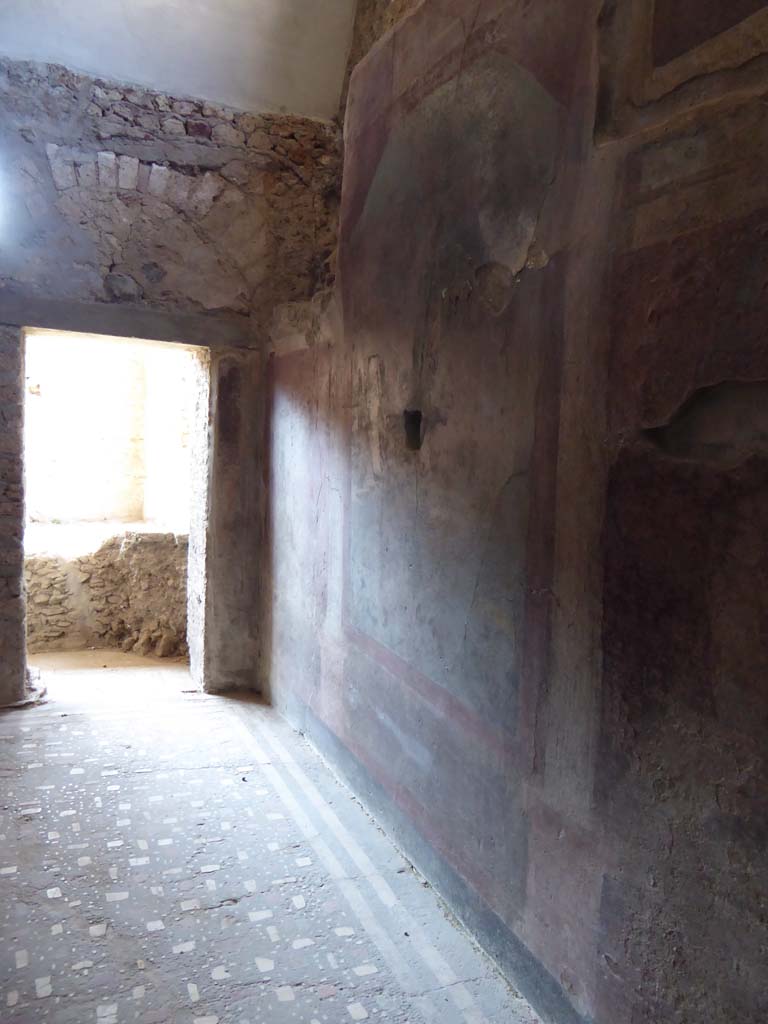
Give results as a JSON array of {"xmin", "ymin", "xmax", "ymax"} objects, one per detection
[
  {"xmin": 0, "ymin": 327, "xmax": 26, "ymax": 704},
  {"xmin": 203, "ymin": 348, "xmax": 262, "ymax": 692}
]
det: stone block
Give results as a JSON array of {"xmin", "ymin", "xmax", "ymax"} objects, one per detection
[
  {"xmin": 235, "ymin": 114, "xmax": 264, "ymax": 135},
  {"xmin": 104, "ymin": 273, "xmax": 143, "ymax": 302},
  {"xmin": 136, "ymin": 113, "xmax": 160, "ymax": 131},
  {"xmin": 97, "ymin": 151, "xmax": 119, "ymax": 189},
  {"xmin": 147, "ymin": 163, "xmax": 171, "ymax": 197},
  {"xmin": 212, "ymin": 123, "xmax": 246, "ymax": 147},
  {"xmin": 161, "ymin": 116, "xmax": 186, "ymax": 136},
  {"xmin": 203, "ymin": 101, "xmax": 233, "ymax": 120},
  {"xmin": 93, "ymin": 85, "xmax": 122, "ymax": 104},
  {"xmin": 112, "ymin": 101, "xmax": 136, "ymax": 122},
  {"xmin": 45, "ymin": 144, "xmax": 77, "ymax": 190},
  {"xmin": 186, "ymin": 120, "xmax": 212, "ymax": 140},
  {"xmin": 247, "ymin": 131, "xmax": 272, "ymax": 152},
  {"xmin": 190, "ymin": 172, "xmax": 225, "ymax": 216},
  {"xmin": 156, "ymin": 634, "xmax": 178, "ymax": 658},
  {"xmin": 166, "ymin": 170, "xmax": 192, "ymax": 207},
  {"xmin": 222, "ymin": 160, "xmax": 251, "ymax": 186},
  {"xmin": 75, "ymin": 156, "xmax": 99, "ymax": 189},
  {"xmin": 124, "ymin": 88, "xmax": 151, "ymax": 108},
  {"xmin": 117, "ymin": 155, "xmax": 140, "ymax": 190},
  {"xmin": 173, "ymin": 100, "xmax": 199, "ymax": 117}
]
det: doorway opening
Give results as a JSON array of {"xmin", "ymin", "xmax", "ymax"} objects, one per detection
[{"xmin": 22, "ymin": 328, "xmax": 211, "ymax": 690}]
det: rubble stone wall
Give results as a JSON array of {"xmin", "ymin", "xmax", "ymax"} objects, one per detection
[
  {"xmin": 24, "ymin": 555, "xmax": 80, "ymax": 652},
  {"xmin": 25, "ymin": 532, "xmax": 188, "ymax": 658}
]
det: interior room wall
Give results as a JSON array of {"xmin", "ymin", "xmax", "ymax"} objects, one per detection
[{"xmin": 261, "ymin": 3, "xmax": 768, "ymax": 1023}]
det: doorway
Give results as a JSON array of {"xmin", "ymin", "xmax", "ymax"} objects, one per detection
[{"xmin": 22, "ymin": 328, "xmax": 211, "ymax": 690}]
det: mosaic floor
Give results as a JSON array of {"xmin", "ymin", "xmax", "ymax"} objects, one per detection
[{"xmin": 0, "ymin": 652, "xmax": 539, "ymax": 1024}]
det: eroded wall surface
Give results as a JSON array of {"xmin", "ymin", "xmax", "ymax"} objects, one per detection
[{"xmin": 263, "ymin": 2, "xmax": 768, "ymax": 1022}]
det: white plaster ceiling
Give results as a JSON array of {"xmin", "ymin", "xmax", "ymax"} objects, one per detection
[{"xmin": 0, "ymin": 0, "xmax": 357, "ymax": 120}]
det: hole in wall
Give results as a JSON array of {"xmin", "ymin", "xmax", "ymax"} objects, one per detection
[{"xmin": 404, "ymin": 409, "xmax": 423, "ymax": 451}]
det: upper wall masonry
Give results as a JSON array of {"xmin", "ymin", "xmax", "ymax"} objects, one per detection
[
  {"xmin": 0, "ymin": 59, "xmax": 342, "ymax": 339},
  {"xmin": 0, "ymin": 0, "xmax": 357, "ymax": 121}
]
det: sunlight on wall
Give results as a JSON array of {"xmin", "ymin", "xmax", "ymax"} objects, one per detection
[
  {"xmin": 24, "ymin": 330, "xmax": 202, "ymax": 532},
  {"xmin": 143, "ymin": 345, "xmax": 200, "ymax": 530}
]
